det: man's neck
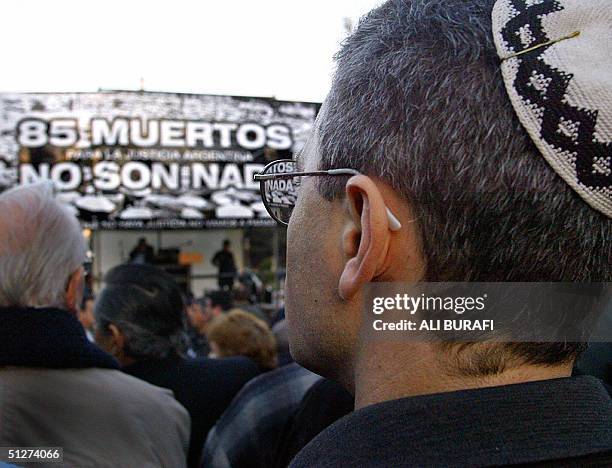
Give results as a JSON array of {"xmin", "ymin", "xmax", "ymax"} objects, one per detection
[{"xmin": 353, "ymin": 344, "xmax": 573, "ymax": 410}]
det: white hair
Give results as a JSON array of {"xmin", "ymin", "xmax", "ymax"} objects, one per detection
[{"xmin": 0, "ymin": 182, "xmax": 87, "ymax": 308}]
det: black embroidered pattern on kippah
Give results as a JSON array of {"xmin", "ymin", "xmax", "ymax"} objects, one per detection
[{"xmin": 500, "ymin": 0, "xmax": 612, "ymax": 191}]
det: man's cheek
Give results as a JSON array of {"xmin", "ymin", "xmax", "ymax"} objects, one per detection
[{"xmin": 287, "ymin": 194, "xmax": 310, "ymax": 262}]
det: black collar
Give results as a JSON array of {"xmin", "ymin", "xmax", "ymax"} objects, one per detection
[
  {"xmin": 0, "ymin": 306, "xmax": 119, "ymax": 370},
  {"xmin": 293, "ymin": 376, "xmax": 612, "ymax": 467},
  {"xmin": 122, "ymin": 353, "xmax": 182, "ymax": 374}
]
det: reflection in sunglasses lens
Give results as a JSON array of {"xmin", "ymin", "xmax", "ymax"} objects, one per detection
[{"xmin": 263, "ymin": 161, "xmax": 300, "ymax": 224}]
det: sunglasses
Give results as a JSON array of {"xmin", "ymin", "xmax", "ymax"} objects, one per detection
[{"xmin": 253, "ymin": 159, "xmax": 402, "ymax": 230}]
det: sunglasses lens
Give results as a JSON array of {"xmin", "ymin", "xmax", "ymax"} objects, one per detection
[{"xmin": 261, "ymin": 160, "xmax": 301, "ymax": 225}]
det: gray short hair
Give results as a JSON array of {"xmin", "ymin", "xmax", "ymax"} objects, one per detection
[
  {"xmin": 318, "ymin": 0, "xmax": 610, "ymax": 283},
  {"xmin": 316, "ymin": 0, "xmax": 611, "ymax": 369},
  {"xmin": 0, "ymin": 183, "xmax": 86, "ymax": 308}
]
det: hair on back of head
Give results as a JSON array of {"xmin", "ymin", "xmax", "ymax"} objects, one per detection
[
  {"xmin": 0, "ymin": 182, "xmax": 86, "ymax": 308},
  {"xmin": 207, "ymin": 289, "xmax": 234, "ymax": 311},
  {"xmin": 207, "ymin": 309, "xmax": 278, "ymax": 370},
  {"xmin": 95, "ymin": 264, "xmax": 186, "ymax": 360}
]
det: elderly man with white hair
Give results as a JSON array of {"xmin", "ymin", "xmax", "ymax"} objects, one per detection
[{"xmin": 0, "ymin": 183, "xmax": 190, "ymax": 467}]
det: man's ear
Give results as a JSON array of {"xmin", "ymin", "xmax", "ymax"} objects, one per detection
[
  {"xmin": 339, "ymin": 175, "xmax": 392, "ymax": 300},
  {"xmin": 107, "ymin": 324, "xmax": 127, "ymax": 358},
  {"xmin": 65, "ymin": 266, "xmax": 85, "ymax": 314},
  {"xmin": 94, "ymin": 323, "xmax": 127, "ymax": 362}
]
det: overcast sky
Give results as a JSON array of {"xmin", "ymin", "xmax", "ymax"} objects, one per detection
[{"xmin": 0, "ymin": 0, "xmax": 383, "ymax": 103}]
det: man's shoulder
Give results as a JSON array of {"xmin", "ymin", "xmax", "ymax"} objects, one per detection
[
  {"xmin": 1, "ymin": 367, "xmax": 180, "ymax": 408},
  {"xmin": 0, "ymin": 367, "xmax": 190, "ymax": 440},
  {"xmin": 93, "ymin": 369, "xmax": 190, "ymax": 425},
  {"xmin": 0, "ymin": 368, "xmax": 190, "ymax": 467},
  {"xmin": 173, "ymin": 356, "xmax": 261, "ymax": 397},
  {"xmin": 287, "ymin": 401, "xmax": 365, "ymax": 467},
  {"xmin": 202, "ymin": 365, "xmax": 320, "ymax": 468},
  {"xmin": 239, "ymin": 363, "xmax": 319, "ymax": 397},
  {"xmin": 94, "ymin": 368, "xmax": 177, "ymax": 399},
  {"xmin": 291, "ymin": 377, "xmax": 612, "ymax": 467},
  {"xmin": 185, "ymin": 356, "xmax": 260, "ymax": 377},
  {"xmin": 211, "ymin": 364, "xmax": 320, "ymax": 439}
]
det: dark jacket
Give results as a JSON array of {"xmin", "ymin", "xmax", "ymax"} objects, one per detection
[
  {"xmin": 290, "ymin": 376, "xmax": 612, "ymax": 467},
  {"xmin": 124, "ymin": 354, "xmax": 260, "ymax": 468},
  {"xmin": 129, "ymin": 244, "xmax": 154, "ymax": 264},
  {"xmin": 274, "ymin": 378, "xmax": 354, "ymax": 468},
  {"xmin": 212, "ymin": 250, "xmax": 237, "ymax": 274},
  {"xmin": 202, "ymin": 363, "xmax": 321, "ymax": 468}
]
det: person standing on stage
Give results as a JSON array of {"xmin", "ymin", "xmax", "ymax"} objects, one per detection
[
  {"xmin": 212, "ymin": 240, "xmax": 237, "ymax": 291},
  {"xmin": 129, "ymin": 237, "xmax": 155, "ymax": 265}
]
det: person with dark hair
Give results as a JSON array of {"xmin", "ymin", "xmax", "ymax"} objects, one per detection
[
  {"xmin": 208, "ymin": 289, "xmax": 234, "ymax": 312},
  {"xmin": 253, "ymin": 0, "xmax": 612, "ymax": 466},
  {"xmin": 95, "ymin": 265, "xmax": 260, "ymax": 468},
  {"xmin": 212, "ymin": 239, "xmax": 237, "ymax": 291}
]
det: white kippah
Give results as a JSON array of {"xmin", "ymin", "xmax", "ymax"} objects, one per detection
[{"xmin": 492, "ymin": 0, "xmax": 612, "ymax": 218}]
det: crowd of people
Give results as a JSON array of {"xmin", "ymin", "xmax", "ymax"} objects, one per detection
[
  {"xmin": 0, "ymin": 182, "xmax": 354, "ymax": 467},
  {"xmin": 0, "ymin": 0, "xmax": 611, "ymax": 467}
]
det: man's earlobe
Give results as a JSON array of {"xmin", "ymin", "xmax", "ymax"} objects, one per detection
[{"xmin": 338, "ymin": 176, "xmax": 391, "ymax": 300}]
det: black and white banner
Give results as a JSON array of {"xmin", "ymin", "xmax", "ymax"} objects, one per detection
[{"xmin": 0, "ymin": 91, "xmax": 319, "ymax": 229}]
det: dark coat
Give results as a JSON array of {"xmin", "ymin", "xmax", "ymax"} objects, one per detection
[{"xmin": 124, "ymin": 354, "xmax": 260, "ymax": 468}]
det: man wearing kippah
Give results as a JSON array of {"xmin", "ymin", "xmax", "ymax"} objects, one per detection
[{"xmin": 255, "ymin": 0, "xmax": 612, "ymax": 466}]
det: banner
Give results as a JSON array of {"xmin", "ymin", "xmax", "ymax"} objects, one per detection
[{"xmin": 0, "ymin": 92, "xmax": 319, "ymax": 229}]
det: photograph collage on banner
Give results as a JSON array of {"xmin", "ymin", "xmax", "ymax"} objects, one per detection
[{"xmin": 0, "ymin": 92, "xmax": 319, "ymax": 229}]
